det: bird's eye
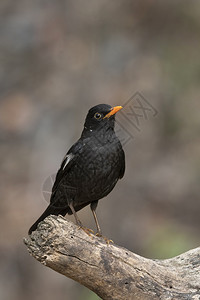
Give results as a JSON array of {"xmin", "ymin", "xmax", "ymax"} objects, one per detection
[{"xmin": 94, "ymin": 112, "xmax": 102, "ymax": 119}]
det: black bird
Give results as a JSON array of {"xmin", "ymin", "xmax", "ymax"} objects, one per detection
[{"xmin": 29, "ymin": 104, "xmax": 125, "ymax": 235}]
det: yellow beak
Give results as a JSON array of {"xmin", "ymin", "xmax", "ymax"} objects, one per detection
[{"xmin": 103, "ymin": 106, "xmax": 123, "ymax": 119}]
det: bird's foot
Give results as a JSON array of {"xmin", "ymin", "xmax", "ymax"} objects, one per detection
[
  {"xmin": 75, "ymin": 220, "xmax": 94, "ymax": 236},
  {"xmin": 96, "ymin": 232, "xmax": 113, "ymax": 245},
  {"xmin": 78, "ymin": 225, "xmax": 94, "ymax": 236}
]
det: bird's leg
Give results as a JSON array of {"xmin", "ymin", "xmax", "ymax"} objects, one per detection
[
  {"xmin": 68, "ymin": 201, "xmax": 93, "ymax": 235},
  {"xmin": 90, "ymin": 201, "xmax": 101, "ymax": 235},
  {"xmin": 90, "ymin": 201, "xmax": 113, "ymax": 244},
  {"xmin": 68, "ymin": 202, "xmax": 82, "ymax": 226}
]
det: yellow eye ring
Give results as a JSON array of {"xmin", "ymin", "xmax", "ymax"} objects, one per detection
[{"xmin": 94, "ymin": 112, "xmax": 102, "ymax": 119}]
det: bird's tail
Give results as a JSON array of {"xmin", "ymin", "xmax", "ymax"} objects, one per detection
[{"xmin": 28, "ymin": 204, "xmax": 69, "ymax": 235}]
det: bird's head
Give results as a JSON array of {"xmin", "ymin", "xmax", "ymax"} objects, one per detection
[{"xmin": 83, "ymin": 104, "xmax": 122, "ymax": 133}]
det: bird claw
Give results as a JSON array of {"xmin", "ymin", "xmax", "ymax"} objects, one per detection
[
  {"xmin": 96, "ymin": 233, "xmax": 113, "ymax": 245},
  {"xmin": 78, "ymin": 225, "xmax": 94, "ymax": 236}
]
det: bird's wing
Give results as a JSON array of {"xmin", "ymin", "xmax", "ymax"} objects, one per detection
[
  {"xmin": 51, "ymin": 153, "xmax": 75, "ymax": 196},
  {"xmin": 51, "ymin": 140, "xmax": 82, "ymax": 197},
  {"xmin": 119, "ymin": 147, "xmax": 125, "ymax": 179}
]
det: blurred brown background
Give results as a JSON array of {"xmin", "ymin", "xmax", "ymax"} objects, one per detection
[{"xmin": 0, "ymin": 1, "xmax": 200, "ymax": 299}]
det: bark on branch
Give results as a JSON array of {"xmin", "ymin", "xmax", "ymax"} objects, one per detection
[{"xmin": 24, "ymin": 216, "xmax": 200, "ymax": 300}]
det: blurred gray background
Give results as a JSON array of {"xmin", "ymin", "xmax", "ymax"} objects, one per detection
[{"xmin": 1, "ymin": 1, "xmax": 200, "ymax": 299}]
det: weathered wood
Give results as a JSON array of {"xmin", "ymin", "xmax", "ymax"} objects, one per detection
[{"xmin": 24, "ymin": 216, "xmax": 200, "ymax": 300}]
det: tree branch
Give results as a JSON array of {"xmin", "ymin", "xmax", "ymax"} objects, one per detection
[{"xmin": 24, "ymin": 216, "xmax": 200, "ymax": 300}]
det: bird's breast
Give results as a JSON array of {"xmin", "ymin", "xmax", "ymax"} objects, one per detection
[{"xmin": 65, "ymin": 141, "xmax": 122, "ymax": 201}]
